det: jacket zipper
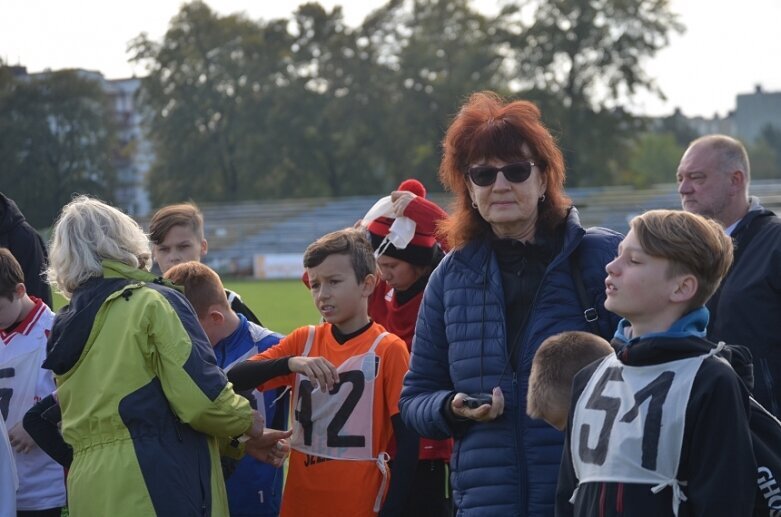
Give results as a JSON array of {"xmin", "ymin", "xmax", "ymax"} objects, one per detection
[
  {"xmin": 496, "ymin": 237, "xmax": 582, "ymax": 512},
  {"xmin": 512, "ymin": 370, "xmax": 527, "ymax": 510}
]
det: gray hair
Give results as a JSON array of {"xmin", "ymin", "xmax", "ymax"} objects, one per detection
[
  {"xmin": 47, "ymin": 196, "xmax": 151, "ymax": 298},
  {"xmin": 690, "ymin": 134, "xmax": 751, "ymax": 185}
]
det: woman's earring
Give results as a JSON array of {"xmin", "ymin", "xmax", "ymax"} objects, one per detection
[
  {"xmin": 538, "ymin": 194, "xmax": 546, "ymax": 203},
  {"xmin": 471, "ymin": 201, "xmax": 478, "ymax": 209}
]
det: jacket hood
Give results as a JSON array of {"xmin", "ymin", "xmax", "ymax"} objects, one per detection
[
  {"xmin": 0, "ymin": 193, "xmax": 26, "ymax": 234},
  {"xmin": 611, "ymin": 308, "xmax": 721, "ymax": 366},
  {"xmin": 718, "ymin": 343, "xmax": 755, "ymax": 391},
  {"xmin": 613, "ymin": 307, "xmax": 709, "ymax": 345},
  {"xmin": 44, "ymin": 261, "xmax": 173, "ymax": 375}
]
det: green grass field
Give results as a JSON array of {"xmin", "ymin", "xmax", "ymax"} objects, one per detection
[
  {"xmin": 223, "ymin": 279, "xmax": 320, "ymax": 333},
  {"xmin": 53, "ymin": 278, "xmax": 320, "ymax": 334}
]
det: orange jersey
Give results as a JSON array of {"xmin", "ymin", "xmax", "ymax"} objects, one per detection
[{"xmin": 251, "ymin": 322, "xmax": 410, "ymax": 517}]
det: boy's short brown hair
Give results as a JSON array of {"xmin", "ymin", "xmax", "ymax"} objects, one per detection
[
  {"xmin": 527, "ymin": 331, "xmax": 613, "ymax": 421},
  {"xmin": 163, "ymin": 261, "xmax": 229, "ymax": 318},
  {"xmin": 630, "ymin": 209, "xmax": 733, "ymax": 309},
  {"xmin": 303, "ymin": 228, "xmax": 375, "ymax": 283},
  {"xmin": 149, "ymin": 203, "xmax": 204, "ymax": 244},
  {"xmin": 0, "ymin": 248, "xmax": 24, "ymax": 300}
]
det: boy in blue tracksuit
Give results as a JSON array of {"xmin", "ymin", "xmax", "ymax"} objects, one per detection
[{"xmin": 165, "ymin": 261, "xmax": 290, "ymax": 517}]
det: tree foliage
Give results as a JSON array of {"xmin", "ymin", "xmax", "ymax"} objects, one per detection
[
  {"xmin": 129, "ymin": 0, "xmax": 683, "ymax": 204},
  {"xmin": 0, "ymin": 67, "xmax": 117, "ymax": 228},
  {"xmin": 0, "ymin": 0, "xmax": 684, "ymax": 219},
  {"xmin": 506, "ymin": 0, "xmax": 683, "ymax": 185},
  {"xmin": 623, "ymin": 132, "xmax": 684, "ymax": 188}
]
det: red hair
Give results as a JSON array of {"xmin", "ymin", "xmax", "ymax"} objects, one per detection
[{"xmin": 438, "ymin": 92, "xmax": 571, "ymax": 249}]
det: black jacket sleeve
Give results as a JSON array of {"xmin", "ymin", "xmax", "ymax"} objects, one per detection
[
  {"xmin": 9, "ymin": 222, "xmax": 52, "ymax": 307},
  {"xmin": 227, "ymin": 357, "xmax": 293, "ymax": 391},
  {"xmin": 22, "ymin": 394, "xmax": 72, "ymax": 468},
  {"xmin": 380, "ymin": 414, "xmax": 419, "ymax": 517},
  {"xmin": 683, "ymin": 360, "xmax": 756, "ymax": 516}
]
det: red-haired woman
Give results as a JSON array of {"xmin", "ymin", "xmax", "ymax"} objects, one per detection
[{"xmin": 399, "ymin": 92, "xmax": 621, "ymax": 516}]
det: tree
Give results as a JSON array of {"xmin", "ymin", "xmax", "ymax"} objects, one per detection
[
  {"xmin": 259, "ymin": 2, "xmax": 391, "ymax": 197},
  {"xmin": 0, "ymin": 67, "xmax": 117, "ymax": 228},
  {"xmin": 622, "ymin": 132, "xmax": 684, "ymax": 187},
  {"xmin": 129, "ymin": 1, "xmax": 294, "ymax": 205},
  {"xmin": 362, "ymin": 0, "xmax": 507, "ymax": 188},
  {"xmin": 507, "ymin": 0, "xmax": 684, "ymax": 185},
  {"xmin": 131, "ymin": 0, "xmax": 686, "ymax": 204},
  {"xmin": 658, "ymin": 109, "xmax": 699, "ymax": 148}
]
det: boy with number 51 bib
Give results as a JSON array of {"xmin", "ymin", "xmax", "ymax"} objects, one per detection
[
  {"xmin": 556, "ymin": 210, "xmax": 756, "ymax": 517},
  {"xmin": 229, "ymin": 228, "xmax": 417, "ymax": 517}
]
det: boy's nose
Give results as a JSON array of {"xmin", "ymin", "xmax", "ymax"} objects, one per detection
[{"xmin": 605, "ymin": 259, "xmax": 618, "ymax": 275}]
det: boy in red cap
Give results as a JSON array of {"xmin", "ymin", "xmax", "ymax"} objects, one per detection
[{"xmin": 365, "ymin": 179, "xmax": 453, "ymax": 517}]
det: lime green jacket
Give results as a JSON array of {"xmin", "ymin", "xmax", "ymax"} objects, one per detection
[{"xmin": 43, "ymin": 261, "xmax": 252, "ymax": 516}]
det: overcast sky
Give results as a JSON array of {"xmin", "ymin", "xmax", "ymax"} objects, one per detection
[{"xmin": 1, "ymin": 0, "xmax": 779, "ymax": 118}]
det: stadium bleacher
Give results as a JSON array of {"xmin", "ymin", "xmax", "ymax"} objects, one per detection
[{"xmin": 151, "ymin": 181, "xmax": 781, "ymax": 276}]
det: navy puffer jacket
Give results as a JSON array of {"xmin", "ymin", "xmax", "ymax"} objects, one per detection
[{"xmin": 400, "ymin": 208, "xmax": 621, "ymax": 516}]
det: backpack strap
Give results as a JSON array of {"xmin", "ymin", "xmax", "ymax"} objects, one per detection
[{"xmin": 569, "ymin": 246, "xmax": 601, "ymax": 336}]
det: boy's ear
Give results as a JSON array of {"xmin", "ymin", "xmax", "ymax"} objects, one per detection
[
  {"xmin": 670, "ymin": 274, "xmax": 698, "ymax": 304},
  {"xmin": 13, "ymin": 283, "xmax": 26, "ymax": 299},
  {"xmin": 361, "ymin": 273, "xmax": 377, "ymax": 297},
  {"xmin": 200, "ymin": 238, "xmax": 208, "ymax": 258},
  {"xmin": 204, "ymin": 307, "xmax": 225, "ymax": 325}
]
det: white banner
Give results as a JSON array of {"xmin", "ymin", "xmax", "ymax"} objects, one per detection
[{"xmin": 253, "ymin": 253, "xmax": 304, "ymax": 279}]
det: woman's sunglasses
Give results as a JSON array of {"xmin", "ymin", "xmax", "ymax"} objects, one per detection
[{"xmin": 466, "ymin": 160, "xmax": 537, "ymax": 187}]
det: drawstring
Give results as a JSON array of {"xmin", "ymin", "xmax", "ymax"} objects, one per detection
[
  {"xmin": 708, "ymin": 341, "xmax": 726, "ymax": 358},
  {"xmin": 569, "ymin": 484, "xmax": 580, "ymax": 504},
  {"xmin": 373, "ymin": 452, "xmax": 391, "ymax": 512},
  {"xmin": 271, "ymin": 386, "xmax": 291, "ymax": 407},
  {"xmin": 651, "ymin": 479, "xmax": 688, "ymax": 516}
]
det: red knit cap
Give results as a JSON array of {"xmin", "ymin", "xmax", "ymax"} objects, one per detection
[
  {"xmin": 397, "ymin": 179, "xmax": 426, "ymax": 198},
  {"xmin": 367, "ymin": 179, "xmax": 437, "ymax": 265}
]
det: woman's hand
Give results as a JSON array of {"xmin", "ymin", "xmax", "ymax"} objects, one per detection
[
  {"xmin": 390, "ymin": 190, "xmax": 416, "ymax": 217},
  {"xmin": 289, "ymin": 356, "xmax": 338, "ymax": 392},
  {"xmin": 451, "ymin": 387, "xmax": 505, "ymax": 422},
  {"xmin": 244, "ymin": 428, "xmax": 292, "ymax": 467}
]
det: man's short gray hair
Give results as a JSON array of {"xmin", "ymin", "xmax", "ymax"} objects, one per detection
[{"xmin": 689, "ymin": 134, "xmax": 751, "ymax": 184}]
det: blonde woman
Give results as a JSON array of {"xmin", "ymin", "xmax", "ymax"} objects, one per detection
[{"xmin": 43, "ymin": 196, "xmax": 264, "ymax": 516}]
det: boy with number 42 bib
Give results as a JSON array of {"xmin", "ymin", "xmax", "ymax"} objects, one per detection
[
  {"xmin": 556, "ymin": 210, "xmax": 756, "ymax": 517},
  {"xmin": 229, "ymin": 228, "xmax": 417, "ymax": 517}
]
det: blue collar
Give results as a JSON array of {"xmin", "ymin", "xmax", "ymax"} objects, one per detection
[
  {"xmin": 215, "ymin": 312, "xmax": 248, "ymax": 355},
  {"xmin": 613, "ymin": 307, "xmax": 709, "ymax": 345}
]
